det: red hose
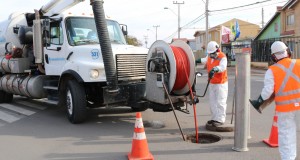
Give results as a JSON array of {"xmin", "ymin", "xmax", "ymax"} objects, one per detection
[
  {"xmin": 170, "ymin": 45, "xmax": 199, "ymax": 143},
  {"xmin": 171, "ymin": 46, "xmax": 190, "ymax": 91}
]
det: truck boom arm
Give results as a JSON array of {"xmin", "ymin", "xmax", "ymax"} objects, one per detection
[{"xmin": 41, "ymin": 0, "xmax": 85, "ymax": 16}]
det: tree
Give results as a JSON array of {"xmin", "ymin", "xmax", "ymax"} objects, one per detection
[{"xmin": 126, "ymin": 35, "xmax": 143, "ymax": 46}]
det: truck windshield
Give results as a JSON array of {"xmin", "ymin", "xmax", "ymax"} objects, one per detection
[{"xmin": 65, "ymin": 17, "xmax": 126, "ymax": 46}]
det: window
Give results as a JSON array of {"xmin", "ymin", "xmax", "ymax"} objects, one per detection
[
  {"xmin": 199, "ymin": 35, "xmax": 203, "ymax": 43},
  {"xmin": 215, "ymin": 32, "xmax": 218, "ymax": 41},
  {"xmin": 50, "ymin": 22, "xmax": 64, "ymax": 45},
  {"xmin": 274, "ymin": 22, "xmax": 278, "ymax": 32},
  {"xmin": 65, "ymin": 17, "xmax": 126, "ymax": 46},
  {"xmin": 286, "ymin": 14, "xmax": 294, "ymax": 26}
]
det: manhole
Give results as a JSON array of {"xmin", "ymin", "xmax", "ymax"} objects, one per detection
[{"xmin": 186, "ymin": 133, "xmax": 222, "ymax": 144}]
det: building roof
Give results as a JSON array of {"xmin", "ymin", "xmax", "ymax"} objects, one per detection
[
  {"xmin": 193, "ymin": 18, "xmax": 259, "ymax": 37},
  {"xmin": 282, "ymin": 0, "xmax": 298, "ymax": 10},
  {"xmin": 193, "ymin": 30, "xmax": 205, "ymax": 37}
]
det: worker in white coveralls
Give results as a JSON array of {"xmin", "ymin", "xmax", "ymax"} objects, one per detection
[
  {"xmin": 195, "ymin": 41, "xmax": 229, "ymax": 131},
  {"xmin": 250, "ymin": 41, "xmax": 299, "ymax": 160}
]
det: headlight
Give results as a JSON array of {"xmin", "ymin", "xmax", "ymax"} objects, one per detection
[{"xmin": 90, "ymin": 69, "xmax": 99, "ymax": 79}]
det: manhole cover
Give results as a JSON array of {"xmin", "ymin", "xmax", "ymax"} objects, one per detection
[{"xmin": 186, "ymin": 133, "xmax": 222, "ymax": 144}]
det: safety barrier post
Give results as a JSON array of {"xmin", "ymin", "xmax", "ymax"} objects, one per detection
[{"xmin": 232, "ymin": 48, "xmax": 251, "ymax": 152}]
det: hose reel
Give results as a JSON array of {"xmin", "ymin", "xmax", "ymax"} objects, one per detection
[
  {"xmin": 145, "ymin": 40, "xmax": 195, "ymax": 105},
  {"xmin": 145, "ymin": 40, "xmax": 198, "ymax": 142}
]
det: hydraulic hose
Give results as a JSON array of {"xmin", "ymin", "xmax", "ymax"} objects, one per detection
[{"xmin": 90, "ymin": 0, "xmax": 119, "ymax": 93}]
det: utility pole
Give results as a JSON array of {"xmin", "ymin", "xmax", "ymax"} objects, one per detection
[
  {"xmin": 262, "ymin": 8, "xmax": 264, "ymax": 28},
  {"xmin": 205, "ymin": 0, "xmax": 209, "ymax": 47},
  {"xmin": 153, "ymin": 25, "xmax": 160, "ymax": 41},
  {"xmin": 173, "ymin": 1, "xmax": 184, "ymax": 39},
  {"xmin": 144, "ymin": 35, "xmax": 148, "ymax": 48}
]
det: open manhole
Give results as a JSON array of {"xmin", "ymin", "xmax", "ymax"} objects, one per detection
[{"xmin": 186, "ymin": 133, "xmax": 222, "ymax": 144}]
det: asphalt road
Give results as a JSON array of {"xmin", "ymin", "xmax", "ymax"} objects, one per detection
[{"xmin": 0, "ymin": 66, "xmax": 297, "ymax": 160}]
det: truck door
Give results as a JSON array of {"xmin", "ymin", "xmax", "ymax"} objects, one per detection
[{"xmin": 44, "ymin": 21, "xmax": 67, "ymax": 75}]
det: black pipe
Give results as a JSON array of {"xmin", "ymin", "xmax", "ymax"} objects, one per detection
[
  {"xmin": 90, "ymin": 0, "xmax": 119, "ymax": 93},
  {"xmin": 196, "ymin": 78, "xmax": 211, "ymax": 97}
]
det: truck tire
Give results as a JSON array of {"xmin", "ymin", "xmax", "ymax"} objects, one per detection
[
  {"xmin": 0, "ymin": 91, "xmax": 13, "ymax": 103},
  {"xmin": 0, "ymin": 90, "xmax": 6, "ymax": 103},
  {"xmin": 4, "ymin": 92, "xmax": 13, "ymax": 103},
  {"xmin": 131, "ymin": 102, "xmax": 148, "ymax": 112},
  {"xmin": 66, "ymin": 79, "xmax": 87, "ymax": 124}
]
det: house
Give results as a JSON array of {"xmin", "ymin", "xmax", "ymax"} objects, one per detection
[
  {"xmin": 279, "ymin": 0, "xmax": 300, "ymax": 56},
  {"xmin": 255, "ymin": 0, "xmax": 300, "ymax": 39},
  {"xmin": 280, "ymin": 0, "xmax": 299, "ymax": 37},
  {"xmin": 194, "ymin": 18, "xmax": 260, "ymax": 58},
  {"xmin": 254, "ymin": 11, "xmax": 281, "ymax": 40},
  {"xmin": 252, "ymin": 0, "xmax": 300, "ymax": 61}
]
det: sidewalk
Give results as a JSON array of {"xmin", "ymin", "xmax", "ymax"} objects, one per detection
[{"xmin": 250, "ymin": 62, "xmax": 269, "ymax": 70}]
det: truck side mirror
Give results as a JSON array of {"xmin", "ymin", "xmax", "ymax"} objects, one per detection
[
  {"xmin": 120, "ymin": 24, "xmax": 128, "ymax": 36},
  {"xmin": 42, "ymin": 19, "xmax": 50, "ymax": 47}
]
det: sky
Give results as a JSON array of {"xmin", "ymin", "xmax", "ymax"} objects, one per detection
[{"xmin": 0, "ymin": 0, "xmax": 288, "ymax": 48}]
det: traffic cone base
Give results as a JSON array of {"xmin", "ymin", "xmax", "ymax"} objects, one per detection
[
  {"xmin": 127, "ymin": 152, "xmax": 154, "ymax": 160},
  {"xmin": 263, "ymin": 139, "xmax": 278, "ymax": 147},
  {"xmin": 128, "ymin": 112, "xmax": 154, "ymax": 160},
  {"xmin": 263, "ymin": 113, "xmax": 278, "ymax": 148}
]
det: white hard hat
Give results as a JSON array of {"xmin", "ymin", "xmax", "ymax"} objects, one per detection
[
  {"xmin": 271, "ymin": 41, "xmax": 288, "ymax": 54},
  {"xmin": 207, "ymin": 41, "xmax": 219, "ymax": 54}
]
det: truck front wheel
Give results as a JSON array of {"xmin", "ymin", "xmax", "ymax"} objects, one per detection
[{"xmin": 66, "ymin": 80, "xmax": 87, "ymax": 124}]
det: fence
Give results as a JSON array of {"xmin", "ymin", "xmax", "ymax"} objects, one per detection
[{"xmin": 251, "ymin": 36, "xmax": 300, "ymax": 62}]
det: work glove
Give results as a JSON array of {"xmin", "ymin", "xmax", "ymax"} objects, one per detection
[
  {"xmin": 195, "ymin": 58, "xmax": 201, "ymax": 64},
  {"xmin": 249, "ymin": 95, "xmax": 264, "ymax": 114},
  {"xmin": 208, "ymin": 67, "xmax": 219, "ymax": 79}
]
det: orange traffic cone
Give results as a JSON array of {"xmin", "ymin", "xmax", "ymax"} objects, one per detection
[
  {"xmin": 128, "ymin": 112, "xmax": 154, "ymax": 160},
  {"xmin": 263, "ymin": 112, "xmax": 278, "ymax": 147}
]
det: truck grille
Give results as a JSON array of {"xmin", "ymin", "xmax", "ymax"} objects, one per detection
[{"xmin": 116, "ymin": 54, "xmax": 147, "ymax": 80}]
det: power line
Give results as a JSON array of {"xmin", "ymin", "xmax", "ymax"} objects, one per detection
[
  {"xmin": 163, "ymin": 13, "xmax": 206, "ymax": 41},
  {"xmin": 210, "ymin": 0, "xmax": 274, "ymax": 12},
  {"xmin": 209, "ymin": 1, "xmax": 286, "ymax": 15},
  {"xmin": 163, "ymin": 0, "xmax": 285, "ymax": 41},
  {"xmin": 183, "ymin": 16, "xmax": 206, "ymax": 29},
  {"xmin": 181, "ymin": 13, "xmax": 205, "ymax": 28}
]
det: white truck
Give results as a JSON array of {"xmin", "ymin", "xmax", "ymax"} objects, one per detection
[
  {"xmin": 0, "ymin": 0, "xmax": 149, "ymax": 123},
  {"xmin": 0, "ymin": 0, "xmax": 198, "ymax": 125}
]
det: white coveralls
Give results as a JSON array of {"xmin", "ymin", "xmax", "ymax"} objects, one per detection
[
  {"xmin": 201, "ymin": 55, "xmax": 228, "ymax": 123},
  {"xmin": 261, "ymin": 68, "xmax": 298, "ymax": 160}
]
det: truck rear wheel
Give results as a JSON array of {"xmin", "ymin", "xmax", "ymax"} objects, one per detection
[
  {"xmin": 4, "ymin": 92, "xmax": 13, "ymax": 103},
  {"xmin": 0, "ymin": 90, "xmax": 13, "ymax": 103},
  {"xmin": 66, "ymin": 80, "xmax": 87, "ymax": 124}
]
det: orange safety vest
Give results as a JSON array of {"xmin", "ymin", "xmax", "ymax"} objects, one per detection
[
  {"xmin": 270, "ymin": 58, "xmax": 300, "ymax": 112},
  {"xmin": 206, "ymin": 52, "xmax": 228, "ymax": 84}
]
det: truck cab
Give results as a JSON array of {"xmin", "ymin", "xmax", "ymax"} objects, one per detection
[{"xmin": 44, "ymin": 13, "xmax": 148, "ymax": 123}]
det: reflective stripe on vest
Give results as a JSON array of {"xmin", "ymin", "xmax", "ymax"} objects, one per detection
[
  {"xmin": 207, "ymin": 52, "xmax": 228, "ymax": 84},
  {"xmin": 271, "ymin": 59, "xmax": 300, "ymax": 112}
]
